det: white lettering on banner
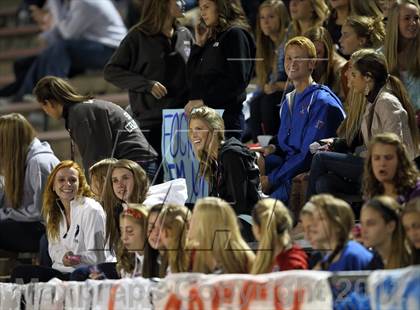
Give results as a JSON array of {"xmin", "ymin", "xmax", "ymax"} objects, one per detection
[
  {"xmin": 368, "ymin": 266, "xmax": 420, "ymax": 310},
  {"xmin": 153, "ymin": 271, "xmax": 333, "ymax": 310},
  {"xmin": 161, "ymin": 109, "xmax": 222, "ymax": 203}
]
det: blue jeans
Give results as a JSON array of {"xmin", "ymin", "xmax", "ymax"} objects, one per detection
[
  {"xmin": 14, "ymin": 38, "xmax": 115, "ymax": 100},
  {"xmin": 306, "ymin": 152, "xmax": 364, "ymax": 200}
]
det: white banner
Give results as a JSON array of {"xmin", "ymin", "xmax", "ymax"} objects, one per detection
[
  {"xmin": 368, "ymin": 266, "xmax": 420, "ymax": 310},
  {"xmin": 153, "ymin": 271, "xmax": 333, "ymax": 310}
]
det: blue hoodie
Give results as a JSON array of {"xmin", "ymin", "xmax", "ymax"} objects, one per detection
[
  {"xmin": 267, "ymin": 84, "xmax": 345, "ymax": 202},
  {"xmin": 0, "ymin": 138, "xmax": 59, "ymax": 222}
]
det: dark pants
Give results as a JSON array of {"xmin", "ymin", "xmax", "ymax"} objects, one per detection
[
  {"xmin": 39, "ymin": 234, "xmax": 52, "ymax": 267},
  {"xmin": 12, "ymin": 38, "xmax": 115, "ymax": 101},
  {"xmin": 306, "ymin": 151, "xmax": 364, "ymax": 200},
  {"xmin": 11, "ymin": 265, "xmax": 69, "ymax": 283},
  {"xmin": 0, "ymin": 220, "xmax": 44, "ymax": 252},
  {"xmin": 70, "ymin": 262, "xmax": 119, "ymax": 281},
  {"xmin": 249, "ymin": 91, "xmax": 282, "ymax": 142},
  {"xmin": 223, "ymin": 109, "xmax": 244, "ymax": 141}
]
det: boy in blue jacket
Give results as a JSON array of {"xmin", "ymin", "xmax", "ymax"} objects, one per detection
[{"xmin": 259, "ymin": 36, "xmax": 345, "ymax": 203}]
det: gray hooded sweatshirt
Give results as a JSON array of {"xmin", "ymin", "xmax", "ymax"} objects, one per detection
[{"xmin": 0, "ymin": 138, "xmax": 60, "ymax": 222}]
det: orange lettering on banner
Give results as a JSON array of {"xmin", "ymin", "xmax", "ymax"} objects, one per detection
[
  {"xmin": 164, "ymin": 294, "xmax": 182, "ymax": 310},
  {"xmin": 239, "ymin": 281, "xmax": 269, "ymax": 310},
  {"xmin": 211, "ymin": 284, "xmax": 234, "ymax": 309},
  {"xmin": 108, "ymin": 284, "xmax": 120, "ymax": 310},
  {"xmin": 188, "ymin": 287, "xmax": 204, "ymax": 310},
  {"xmin": 274, "ymin": 285, "xmax": 305, "ymax": 310}
]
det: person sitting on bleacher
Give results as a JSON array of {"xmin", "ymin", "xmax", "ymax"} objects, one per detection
[
  {"xmin": 0, "ymin": 0, "xmax": 127, "ymax": 102},
  {"xmin": 11, "ymin": 160, "xmax": 108, "ymax": 283},
  {"xmin": 402, "ymin": 198, "xmax": 420, "ymax": 265},
  {"xmin": 258, "ymin": 36, "xmax": 345, "ymax": 204},
  {"xmin": 0, "ymin": 113, "xmax": 59, "ymax": 254}
]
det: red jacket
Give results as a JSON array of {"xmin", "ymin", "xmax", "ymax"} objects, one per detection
[{"xmin": 272, "ymin": 245, "xmax": 308, "ymax": 271}]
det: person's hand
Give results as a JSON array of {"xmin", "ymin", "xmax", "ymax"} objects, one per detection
[
  {"xmin": 320, "ymin": 138, "xmax": 334, "ymax": 146},
  {"xmin": 62, "ymin": 251, "xmax": 81, "ymax": 266},
  {"xmin": 194, "ymin": 21, "xmax": 210, "ymax": 47},
  {"xmin": 263, "ymin": 83, "xmax": 277, "ymax": 95},
  {"xmin": 260, "ymin": 175, "xmax": 271, "ymax": 194},
  {"xmin": 150, "ymin": 82, "xmax": 167, "ymax": 99},
  {"xmin": 184, "ymin": 99, "xmax": 204, "ymax": 117},
  {"xmin": 263, "ymin": 144, "xmax": 276, "ymax": 156},
  {"xmin": 29, "ymin": 5, "xmax": 53, "ymax": 31}
]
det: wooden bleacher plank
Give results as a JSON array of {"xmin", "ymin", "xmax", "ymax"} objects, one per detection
[
  {"xmin": 0, "ymin": 25, "xmax": 40, "ymax": 37},
  {"xmin": 38, "ymin": 129, "xmax": 68, "ymax": 141},
  {"xmin": 0, "ymin": 92, "xmax": 129, "ymax": 115},
  {"xmin": 0, "ymin": 74, "xmax": 13, "ymax": 86},
  {"xmin": 0, "ymin": 46, "xmax": 43, "ymax": 61}
]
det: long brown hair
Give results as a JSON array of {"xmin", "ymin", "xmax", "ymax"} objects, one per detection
[
  {"xmin": 0, "ymin": 113, "xmax": 36, "ymax": 209},
  {"xmin": 202, "ymin": 0, "xmax": 251, "ymax": 36},
  {"xmin": 135, "ymin": 0, "xmax": 172, "ymax": 35},
  {"xmin": 251, "ymin": 198, "xmax": 293, "ymax": 274},
  {"xmin": 42, "ymin": 160, "xmax": 93, "ymax": 241},
  {"xmin": 363, "ymin": 196, "xmax": 411, "ymax": 269},
  {"xmin": 102, "ymin": 159, "xmax": 149, "ymax": 250},
  {"xmin": 351, "ymin": 49, "xmax": 420, "ymax": 149},
  {"xmin": 363, "ymin": 133, "xmax": 419, "ymax": 199},
  {"xmin": 308, "ymin": 194, "xmax": 354, "ymax": 270},
  {"xmin": 344, "ymin": 15, "xmax": 385, "ymax": 49},
  {"xmin": 290, "ymin": 0, "xmax": 329, "ymax": 37},
  {"xmin": 159, "ymin": 204, "xmax": 191, "ymax": 273},
  {"xmin": 33, "ymin": 76, "xmax": 92, "ymax": 106},
  {"xmin": 402, "ymin": 198, "xmax": 420, "ymax": 263},
  {"xmin": 255, "ymin": 0, "xmax": 289, "ymax": 88}
]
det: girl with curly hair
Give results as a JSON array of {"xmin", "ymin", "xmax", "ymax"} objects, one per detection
[{"xmin": 363, "ymin": 133, "xmax": 420, "ymax": 203}]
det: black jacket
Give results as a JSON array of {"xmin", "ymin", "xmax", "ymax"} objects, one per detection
[
  {"xmin": 104, "ymin": 26, "xmax": 193, "ymax": 128},
  {"xmin": 210, "ymin": 137, "xmax": 260, "ymax": 215},
  {"xmin": 187, "ymin": 26, "xmax": 256, "ymax": 113},
  {"xmin": 63, "ymin": 99, "xmax": 158, "ymax": 173}
]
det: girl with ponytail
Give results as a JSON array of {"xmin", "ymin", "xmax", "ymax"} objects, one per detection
[
  {"xmin": 251, "ymin": 198, "xmax": 308, "ymax": 274},
  {"xmin": 308, "ymin": 194, "xmax": 373, "ymax": 271}
]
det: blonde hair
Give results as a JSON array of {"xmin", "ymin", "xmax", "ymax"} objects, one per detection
[
  {"xmin": 308, "ymin": 194, "xmax": 354, "ymax": 270},
  {"xmin": 255, "ymin": 0, "xmax": 290, "ymax": 88},
  {"xmin": 159, "ymin": 204, "xmax": 191, "ymax": 273},
  {"xmin": 344, "ymin": 15, "xmax": 385, "ymax": 49},
  {"xmin": 363, "ymin": 133, "xmax": 419, "ymax": 199},
  {"xmin": 336, "ymin": 90, "xmax": 367, "ymax": 146},
  {"xmin": 351, "ymin": 0, "xmax": 383, "ymax": 19},
  {"xmin": 285, "ymin": 36, "xmax": 317, "ymax": 58},
  {"xmin": 116, "ymin": 204, "xmax": 149, "ymax": 276},
  {"xmin": 290, "ymin": 0, "xmax": 329, "ymax": 37},
  {"xmin": 385, "ymin": 0, "xmax": 420, "ymax": 77},
  {"xmin": 0, "ymin": 113, "xmax": 36, "ymax": 209},
  {"xmin": 89, "ymin": 158, "xmax": 118, "ymax": 202},
  {"xmin": 42, "ymin": 160, "xmax": 93, "ymax": 241},
  {"xmin": 189, "ymin": 197, "xmax": 255, "ymax": 273},
  {"xmin": 251, "ymin": 199, "xmax": 293, "ymax": 274},
  {"xmin": 363, "ymin": 196, "xmax": 411, "ymax": 269},
  {"xmin": 102, "ymin": 159, "xmax": 149, "ymax": 250},
  {"xmin": 189, "ymin": 106, "xmax": 225, "ymax": 181}
]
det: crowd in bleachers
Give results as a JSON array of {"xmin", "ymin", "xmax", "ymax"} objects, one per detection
[{"xmin": 0, "ymin": 0, "xmax": 420, "ymax": 303}]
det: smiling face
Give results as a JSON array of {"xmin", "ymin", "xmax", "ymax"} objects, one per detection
[
  {"xmin": 259, "ymin": 6, "xmax": 280, "ymax": 37},
  {"xmin": 371, "ymin": 143, "xmax": 399, "ymax": 185},
  {"xmin": 339, "ymin": 24, "xmax": 365, "ymax": 55},
  {"xmin": 112, "ymin": 168, "xmax": 135, "ymax": 202},
  {"xmin": 120, "ymin": 215, "xmax": 144, "ymax": 252},
  {"xmin": 402, "ymin": 211, "xmax": 420, "ymax": 249},
  {"xmin": 398, "ymin": 3, "xmax": 420, "ymax": 40},
  {"xmin": 53, "ymin": 167, "xmax": 79, "ymax": 205},
  {"xmin": 284, "ymin": 44, "xmax": 314, "ymax": 82},
  {"xmin": 189, "ymin": 118, "xmax": 213, "ymax": 155},
  {"xmin": 199, "ymin": 0, "xmax": 218, "ymax": 27}
]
